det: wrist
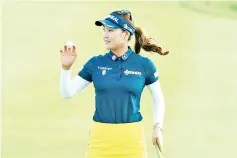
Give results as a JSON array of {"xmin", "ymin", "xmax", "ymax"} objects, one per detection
[
  {"xmin": 62, "ymin": 65, "xmax": 71, "ymax": 70},
  {"xmin": 154, "ymin": 123, "xmax": 162, "ymax": 131}
]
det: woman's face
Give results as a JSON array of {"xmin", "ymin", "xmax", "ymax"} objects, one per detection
[{"xmin": 102, "ymin": 26, "xmax": 129, "ymax": 50}]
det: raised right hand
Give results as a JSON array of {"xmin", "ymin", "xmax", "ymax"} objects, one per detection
[{"xmin": 60, "ymin": 45, "xmax": 77, "ymax": 70}]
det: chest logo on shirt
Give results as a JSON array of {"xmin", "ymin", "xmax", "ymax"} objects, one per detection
[
  {"xmin": 124, "ymin": 69, "xmax": 142, "ymax": 76},
  {"xmin": 102, "ymin": 70, "xmax": 106, "ymax": 76},
  {"xmin": 98, "ymin": 66, "xmax": 112, "ymax": 70},
  {"xmin": 98, "ymin": 67, "xmax": 112, "ymax": 76}
]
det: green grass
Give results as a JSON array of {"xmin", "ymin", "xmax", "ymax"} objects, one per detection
[
  {"xmin": 230, "ymin": 3, "xmax": 237, "ymax": 12},
  {"xmin": 2, "ymin": 1, "xmax": 237, "ymax": 158},
  {"xmin": 180, "ymin": 1, "xmax": 237, "ymax": 20}
]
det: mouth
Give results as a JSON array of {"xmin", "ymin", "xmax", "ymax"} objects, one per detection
[{"xmin": 104, "ymin": 40, "xmax": 111, "ymax": 44}]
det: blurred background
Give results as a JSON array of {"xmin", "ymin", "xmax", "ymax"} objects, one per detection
[{"xmin": 1, "ymin": 1, "xmax": 237, "ymax": 158}]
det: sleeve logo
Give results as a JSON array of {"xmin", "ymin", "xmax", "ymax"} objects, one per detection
[{"xmin": 154, "ymin": 71, "xmax": 158, "ymax": 78}]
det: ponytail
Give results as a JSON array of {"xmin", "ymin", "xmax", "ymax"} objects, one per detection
[
  {"xmin": 118, "ymin": 12, "xmax": 169, "ymax": 55},
  {"xmin": 134, "ymin": 26, "xmax": 169, "ymax": 55}
]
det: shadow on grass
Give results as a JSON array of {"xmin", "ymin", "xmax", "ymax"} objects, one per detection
[{"xmin": 230, "ymin": 3, "xmax": 237, "ymax": 12}]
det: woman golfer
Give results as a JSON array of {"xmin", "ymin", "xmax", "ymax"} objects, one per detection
[{"xmin": 60, "ymin": 10, "xmax": 168, "ymax": 158}]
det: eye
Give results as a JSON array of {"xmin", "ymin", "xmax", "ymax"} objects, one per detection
[{"xmin": 108, "ymin": 29, "xmax": 113, "ymax": 32}]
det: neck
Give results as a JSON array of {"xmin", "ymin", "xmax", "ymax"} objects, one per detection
[{"xmin": 111, "ymin": 45, "xmax": 128, "ymax": 57}]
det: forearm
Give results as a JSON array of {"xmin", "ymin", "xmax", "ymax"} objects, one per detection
[
  {"xmin": 147, "ymin": 81, "xmax": 165, "ymax": 129},
  {"xmin": 153, "ymin": 94, "xmax": 165, "ymax": 129},
  {"xmin": 60, "ymin": 68, "xmax": 90, "ymax": 99}
]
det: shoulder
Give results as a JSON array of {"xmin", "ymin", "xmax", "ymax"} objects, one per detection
[
  {"xmin": 133, "ymin": 53, "xmax": 157, "ymax": 77},
  {"xmin": 131, "ymin": 52, "xmax": 155, "ymax": 66},
  {"xmin": 88, "ymin": 54, "xmax": 103, "ymax": 61},
  {"xmin": 85, "ymin": 53, "xmax": 107, "ymax": 64}
]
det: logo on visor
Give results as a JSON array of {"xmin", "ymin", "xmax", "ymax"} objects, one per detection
[
  {"xmin": 123, "ymin": 24, "xmax": 133, "ymax": 33},
  {"xmin": 106, "ymin": 15, "xmax": 119, "ymax": 23}
]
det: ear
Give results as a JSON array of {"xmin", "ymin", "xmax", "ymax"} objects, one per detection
[{"xmin": 123, "ymin": 31, "xmax": 130, "ymax": 40}]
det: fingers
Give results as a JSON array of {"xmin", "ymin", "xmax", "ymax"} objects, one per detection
[
  {"xmin": 68, "ymin": 46, "xmax": 72, "ymax": 52},
  {"xmin": 152, "ymin": 136, "xmax": 163, "ymax": 152},
  {"xmin": 156, "ymin": 138, "xmax": 163, "ymax": 152},
  {"xmin": 152, "ymin": 137, "xmax": 156, "ymax": 146},
  {"xmin": 60, "ymin": 49, "xmax": 63, "ymax": 54},
  {"xmin": 60, "ymin": 49, "xmax": 66, "ymax": 56},
  {"xmin": 72, "ymin": 45, "xmax": 76, "ymax": 53},
  {"xmin": 72, "ymin": 45, "xmax": 77, "ymax": 56},
  {"xmin": 61, "ymin": 45, "xmax": 71, "ymax": 54},
  {"xmin": 64, "ymin": 45, "xmax": 67, "ymax": 52},
  {"xmin": 60, "ymin": 44, "xmax": 76, "ymax": 56}
]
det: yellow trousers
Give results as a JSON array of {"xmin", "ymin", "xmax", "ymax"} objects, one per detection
[{"xmin": 85, "ymin": 121, "xmax": 148, "ymax": 158}]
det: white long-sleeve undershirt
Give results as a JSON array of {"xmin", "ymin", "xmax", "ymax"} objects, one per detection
[
  {"xmin": 147, "ymin": 81, "xmax": 165, "ymax": 129},
  {"xmin": 60, "ymin": 68, "xmax": 90, "ymax": 99},
  {"xmin": 60, "ymin": 69, "xmax": 165, "ymax": 128}
]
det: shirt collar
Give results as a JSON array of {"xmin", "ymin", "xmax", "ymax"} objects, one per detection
[{"xmin": 108, "ymin": 46, "xmax": 133, "ymax": 61}]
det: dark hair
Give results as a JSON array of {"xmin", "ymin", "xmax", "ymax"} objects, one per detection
[{"xmin": 116, "ymin": 11, "xmax": 169, "ymax": 55}]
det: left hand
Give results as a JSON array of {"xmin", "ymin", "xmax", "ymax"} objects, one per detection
[{"xmin": 152, "ymin": 123, "xmax": 163, "ymax": 152}]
